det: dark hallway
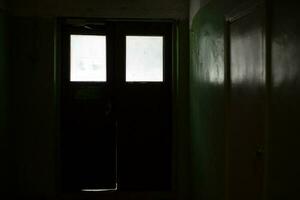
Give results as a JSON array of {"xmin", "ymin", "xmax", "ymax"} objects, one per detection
[{"xmin": 0, "ymin": 0, "xmax": 299, "ymax": 199}]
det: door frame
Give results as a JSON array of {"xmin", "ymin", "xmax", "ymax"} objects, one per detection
[{"xmin": 54, "ymin": 18, "xmax": 177, "ymax": 196}]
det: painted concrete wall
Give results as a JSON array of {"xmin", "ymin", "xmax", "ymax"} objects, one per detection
[
  {"xmin": 190, "ymin": 0, "xmax": 300, "ymax": 200},
  {"xmin": 189, "ymin": 1, "xmax": 260, "ymax": 199},
  {"xmin": 267, "ymin": 1, "xmax": 300, "ymax": 199},
  {"xmin": 189, "ymin": 1, "xmax": 225, "ymax": 199}
]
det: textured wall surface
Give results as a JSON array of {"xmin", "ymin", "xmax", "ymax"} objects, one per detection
[
  {"xmin": 189, "ymin": 1, "xmax": 225, "ymax": 199},
  {"xmin": 268, "ymin": 1, "xmax": 300, "ymax": 199},
  {"xmin": 190, "ymin": 0, "xmax": 300, "ymax": 200}
]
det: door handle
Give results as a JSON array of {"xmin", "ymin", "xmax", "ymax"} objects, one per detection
[
  {"xmin": 255, "ymin": 144, "xmax": 264, "ymax": 158},
  {"xmin": 105, "ymin": 102, "xmax": 112, "ymax": 116}
]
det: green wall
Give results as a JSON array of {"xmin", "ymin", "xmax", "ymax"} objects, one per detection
[
  {"xmin": 267, "ymin": 1, "xmax": 300, "ymax": 199},
  {"xmin": 189, "ymin": 1, "xmax": 225, "ymax": 199},
  {"xmin": 190, "ymin": 0, "xmax": 300, "ymax": 200}
]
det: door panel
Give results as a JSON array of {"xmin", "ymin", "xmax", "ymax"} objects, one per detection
[
  {"xmin": 115, "ymin": 22, "xmax": 173, "ymax": 190},
  {"xmin": 117, "ymin": 85, "xmax": 172, "ymax": 190},
  {"xmin": 227, "ymin": 4, "xmax": 265, "ymax": 200},
  {"xmin": 60, "ymin": 24, "xmax": 117, "ymax": 192},
  {"xmin": 61, "ymin": 85, "xmax": 117, "ymax": 191}
]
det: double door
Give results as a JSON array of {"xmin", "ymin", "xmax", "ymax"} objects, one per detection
[{"xmin": 60, "ymin": 20, "xmax": 173, "ymax": 192}]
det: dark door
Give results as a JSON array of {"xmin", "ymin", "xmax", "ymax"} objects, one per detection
[
  {"xmin": 60, "ymin": 20, "xmax": 173, "ymax": 193},
  {"xmin": 226, "ymin": 2, "xmax": 266, "ymax": 200},
  {"xmin": 60, "ymin": 23, "xmax": 117, "ymax": 192},
  {"xmin": 115, "ymin": 22, "xmax": 173, "ymax": 190}
]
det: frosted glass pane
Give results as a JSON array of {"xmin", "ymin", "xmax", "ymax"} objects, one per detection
[
  {"xmin": 126, "ymin": 36, "xmax": 163, "ymax": 82},
  {"xmin": 70, "ymin": 35, "xmax": 106, "ymax": 82}
]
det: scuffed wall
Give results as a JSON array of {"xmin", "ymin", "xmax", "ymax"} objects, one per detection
[
  {"xmin": 189, "ymin": 1, "xmax": 225, "ymax": 199},
  {"xmin": 190, "ymin": 0, "xmax": 300, "ymax": 200},
  {"xmin": 267, "ymin": 1, "xmax": 300, "ymax": 199}
]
